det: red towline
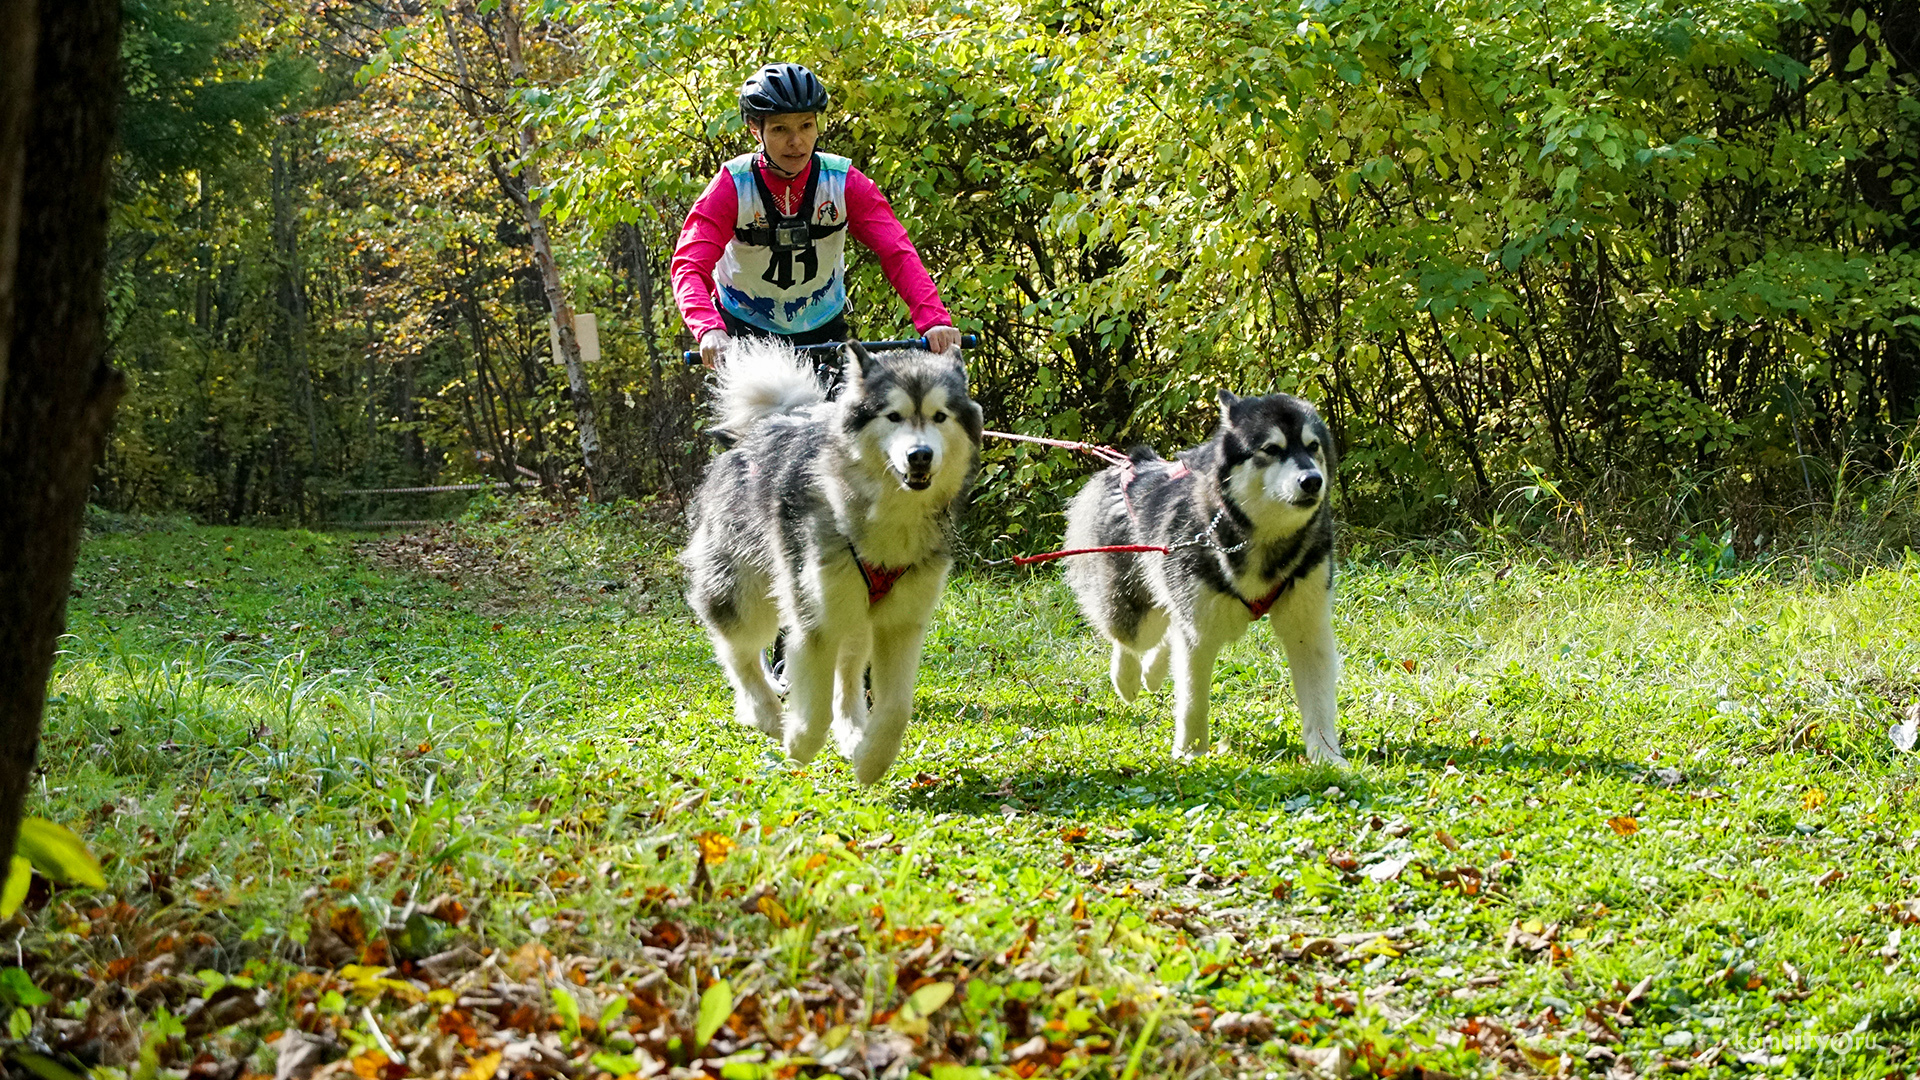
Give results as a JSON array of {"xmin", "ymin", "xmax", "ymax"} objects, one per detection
[{"xmin": 979, "ymin": 429, "xmax": 1176, "ymax": 564}]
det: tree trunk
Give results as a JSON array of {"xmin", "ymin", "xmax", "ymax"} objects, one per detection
[
  {"xmin": 271, "ymin": 131, "xmax": 322, "ymax": 470},
  {"xmin": 0, "ymin": 0, "xmax": 123, "ymax": 869},
  {"xmin": 0, "ymin": 0, "xmax": 34, "ymax": 404},
  {"xmin": 494, "ymin": 0, "xmax": 606, "ymax": 501}
]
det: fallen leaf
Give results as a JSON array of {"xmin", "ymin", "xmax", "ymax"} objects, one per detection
[
  {"xmin": 505, "ymin": 941, "xmax": 552, "ymax": 980},
  {"xmin": 1353, "ymin": 935, "xmax": 1402, "ymax": 958},
  {"xmin": 1058, "ymin": 826, "xmax": 1089, "ymax": 845},
  {"xmin": 1289, "ymin": 1045, "xmax": 1350, "ymax": 1076},
  {"xmin": 695, "ymin": 831, "xmax": 737, "ymax": 863},
  {"xmin": 1891, "ymin": 706, "xmax": 1917, "ymax": 753},
  {"xmin": 1436, "ymin": 830, "xmax": 1460, "ymax": 851},
  {"xmin": 1813, "ymin": 868, "xmax": 1845, "ymax": 889},
  {"xmin": 695, "ymin": 979, "xmax": 734, "ymax": 1049},
  {"xmin": 1607, "ymin": 816, "xmax": 1639, "ymax": 836},
  {"xmin": 1619, "ymin": 974, "xmax": 1654, "ymax": 1011},
  {"xmin": 460, "ymin": 1052, "xmax": 502, "ymax": 1080},
  {"xmin": 273, "ymin": 1031, "xmax": 340, "ymax": 1080},
  {"xmin": 1364, "ymin": 856, "xmax": 1412, "ymax": 883},
  {"xmin": 426, "ymin": 895, "xmax": 468, "ymax": 925},
  {"xmin": 1007, "ymin": 1035, "xmax": 1049, "ymax": 1063}
]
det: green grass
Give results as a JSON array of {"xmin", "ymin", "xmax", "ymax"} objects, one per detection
[{"xmin": 19, "ymin": 500, "xmax": 1920, "ymax": 1079}]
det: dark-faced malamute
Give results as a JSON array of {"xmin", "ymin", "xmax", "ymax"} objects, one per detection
[
  {"xmin": 681, "ymin": 338, "xmax": 982, "ymax": 784},
  {"xmin": 1063, "ymin": 390, "xmax": 1344, "ymax": 765}
]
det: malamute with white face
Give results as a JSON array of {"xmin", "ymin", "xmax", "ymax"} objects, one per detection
[
  {"xmin": 1063, "ymin": 391, "xmax": 1345, "ymax": 765},
  {"xmin": 681, "ymin": 338, "xmax": 982, "ymax": 784}
]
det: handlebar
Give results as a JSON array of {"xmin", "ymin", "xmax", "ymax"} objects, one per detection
[{"xmin": 683, "ymin": 333, "xmax": 978, "ymax": 365}]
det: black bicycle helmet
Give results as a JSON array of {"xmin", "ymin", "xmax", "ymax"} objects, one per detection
[{"xmin": 738, "ymin": 63, "xmax": 829, "ymax": 123}]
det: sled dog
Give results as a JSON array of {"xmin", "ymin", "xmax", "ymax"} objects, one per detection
[
  {"xmin": 681, "ymin": 338, "xmax": 982, "ymax": 784},
  {"xmin": 1063, "ymin": 390, "xmax": 1344, "ymax": 765}
]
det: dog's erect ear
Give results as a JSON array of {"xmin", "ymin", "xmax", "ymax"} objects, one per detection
[
  {"xmin": 1217, "ymin": 389, "xmax": 1240, "ymax": 423},
  {"xmin": 842, "ymin": 341, "xmax": 876, "ymax": 388}
]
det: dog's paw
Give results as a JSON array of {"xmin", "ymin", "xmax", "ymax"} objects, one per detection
[
  {"xmin": 735, "ymin": 701, "xmax": 783, "ymax": 738},
  {"xmin": 1171, "ymin": 735, "xmax": 1213, "ymax": 759},
  {"xmin": 1304, "ymin": 739, "xmax": 1349, "ymax": 769},
  {"xmin": 783, "ymin": 716, "xmax": 829, "ymax": 764},
  {"xmin": 732, "ymin": 690, "xmax": 784, "ymax": 738},
  {"xmin": 850, "ymin": 744, "xmax": 901, "ymax": 786}
]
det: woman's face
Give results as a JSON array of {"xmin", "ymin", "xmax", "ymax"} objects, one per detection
[{"xmin": 753, "ymin": 112, "xmax": 819, "ymax": 176}]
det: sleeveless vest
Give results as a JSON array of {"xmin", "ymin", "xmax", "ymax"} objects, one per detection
[{"xmin": 714, "ymin": 152, "xmax": 852, "ymax": 334}]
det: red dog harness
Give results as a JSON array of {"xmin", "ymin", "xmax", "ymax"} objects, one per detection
[
  {"xmin": 849, "ymin": 544, "xmax": 909, "ymax": 604},
  {"xmin": 1239, "ymin": 581, "xmax": 1287, "ymax": 620}
]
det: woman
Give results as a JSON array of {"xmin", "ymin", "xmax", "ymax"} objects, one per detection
[{"xmin": 671, "ymin": 62, "xmax": 962, "ymax": 369}]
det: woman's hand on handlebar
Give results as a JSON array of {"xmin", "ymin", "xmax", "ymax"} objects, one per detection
[
  {"xmin": 924, "ymin": 325, "xmax": 962, "ymax": 354},
  {"xmin": 698, "ymin": 329, "xmax": 731, "ymax": 368}
]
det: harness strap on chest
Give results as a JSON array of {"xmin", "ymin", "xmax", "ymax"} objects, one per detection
[
  {"xmin": 733, "ymin": 155, "xmax": 849, "ymax": 245},
  {"xmin": 849, "ymin": 543, "xmax": 909, "ymax": 605},
  {"xmin": 1240, "ymin": 581, "xmax": 1287, "ymax": 621}
]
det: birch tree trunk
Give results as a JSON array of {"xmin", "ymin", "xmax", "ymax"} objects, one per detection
[{"xmin": 496, "ymin": 0, "xmax": 607, "ymax": 502}]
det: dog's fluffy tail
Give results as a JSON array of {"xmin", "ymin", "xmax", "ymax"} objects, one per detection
[{"xmin": 712, "ymin": 337, "xmax": 825, "ymax": 438}]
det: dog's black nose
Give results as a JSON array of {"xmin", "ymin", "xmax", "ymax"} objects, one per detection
[
  {"xmin": 906, "ymin": 447, "xmax": 933, "ymax": 470},
  {"xmin": 1300, "ymin": 472, "xmax": 1323, "ymax": 495}
]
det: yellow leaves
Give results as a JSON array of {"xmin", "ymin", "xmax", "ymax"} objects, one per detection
[
  {"xmin": 339, "ymin": 965, "xmax": 426, "ymax": 1004},
  {"xmin": 0, "ymin": 858, "xmax": 30, "ymax": 921},
  {"xmin": 888, "ymin": 981, "xmax": 955, "ymax": 1036},
  {"xmin": 695, "ymin": 979, "xmax": 734, "ymax": 1049},
  {"xmin": 16, "ymin": 819, "xmax": 106, "ymax": 889},
  {"xmin": 754, "ymin": 894, "xmax": 794, "ymax": 928},
  {"xmin": 1607, "ymin": 816, "xmax": 1640, "ymax": 836},
  {"xmin": 695, "ymin": 831, "xmax": 737, "ymax": 863},
  {"xmin": 459, "ymin": 1051, "xmax": 502, "ymax": 1080},
  {"xmin": 1353, "ymin": 935, "xmax": 1401, "ymax": 958},
  {"xmin": 505, "ymin": 941, "xmax": 552, "ymax": 981},
  {"xmin": 4, "ymin": 818, "xmax": 108, "ymax": 916},
  {"xmin": 1515, "ymin": 1042, "xmax": 1570, "ymax": 1075},
  {"xmin": 1801, "ymin": 788, "xmax": 1828, "ymax": 810}
]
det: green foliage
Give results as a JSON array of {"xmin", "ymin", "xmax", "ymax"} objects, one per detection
[
  {"xmin": 120, "ymin": 0, "xmax": 315, "ymax": 182},
  {"xmin": 95, "ymin": 0, "xmax": 1920, "ymax": 542},
  {"xmin": 694, "ymin": 979, "xmax": 734, "ymax": 1049}
]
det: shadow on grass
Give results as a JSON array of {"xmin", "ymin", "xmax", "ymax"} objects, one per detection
[
  {"xmin": 900, "ymin": 714, "xmax": 1650, "ymax": 818},
  {"xmin": 1248, "ymin": 731, "xmax": 1649, "ymax": 783},
  {"xmin": 901, "ymin": 760, "xmax": 1345, "ymax": 818}
]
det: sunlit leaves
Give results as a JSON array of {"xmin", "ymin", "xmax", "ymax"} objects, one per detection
[{"xmin": 694, "ymin": 978, "xmax": 734, "ymax": 1049}]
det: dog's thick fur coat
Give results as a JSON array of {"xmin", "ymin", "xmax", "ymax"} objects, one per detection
[
  {"xmin": 1063, "ymin": 391, "xmax": 1345, "ymax": 765},
  {"xmin": 681, "ymin": 338, "xmax": 982, "ymax": 783}
]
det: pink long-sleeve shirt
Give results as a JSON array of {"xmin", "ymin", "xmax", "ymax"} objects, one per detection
[{"xmin": 672, "ymin": 156, "xmax": 952, "ymax": 340}]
